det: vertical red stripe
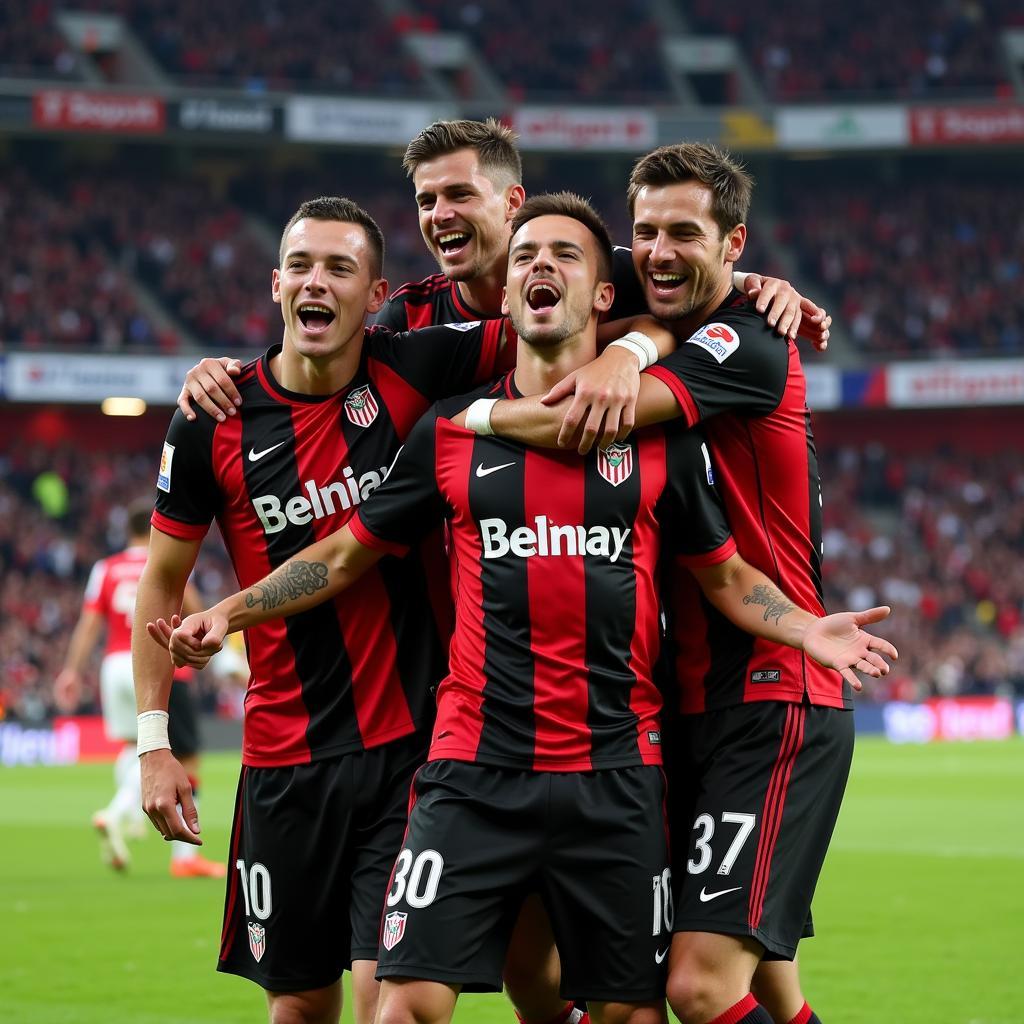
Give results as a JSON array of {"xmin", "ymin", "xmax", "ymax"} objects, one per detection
[
  {"xmin": 524, "ymin": 450, "xmax": 590, "ymax": 770},
  {"xmin": 368, "ymin": 357, "xmax": 430, "ymax": 439},
  {"xmin": 406, "ymin": 302, "xmax": 434, "ymax": 330},
  {"xmin": 630, "ymin": 433, "xmax": 668, "ymax": 763},
  {"xmin": 289, "ymin": 404, "xmax": 415, "ymax": 746},
  {"xmin": 213, "ymin": 414, "xmax": 312, "ymax": 764},
  {"xmin": 748, "ymin": 703, "xmax": 806, "ymax": 929},
  {"xmin": 436, "ymin": 425, "xmax": 488, "ymax": 759},
  {"xmin": 218, "ymin": 767, "xmax": 248, "ymax": 960}
]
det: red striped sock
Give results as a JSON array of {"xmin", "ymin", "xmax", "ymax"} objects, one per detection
[
  {"xmin": 707, "ymin": 994, "xmax": 774, "ymax": 1024},
  {"xmin": 786, "ymin": 1004, "xmax": 820, "ymax": 1024}
]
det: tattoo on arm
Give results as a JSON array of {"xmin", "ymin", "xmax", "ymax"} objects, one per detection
[
  {"xmin": 245, "ymin": 560, "xmax": 329, "ymax": 612},
  {"xmin": 742, "ymin": 584, "xmax": 796, "ymax": 625}
]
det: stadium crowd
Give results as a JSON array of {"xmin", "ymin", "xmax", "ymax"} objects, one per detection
[
  {"xmin": 778, "ymin": 180, "xmax": 1024, "ymax": 357},
  {"xmin": 2, "ymin": 437, "xmax": 1020, "ymax": 726}
]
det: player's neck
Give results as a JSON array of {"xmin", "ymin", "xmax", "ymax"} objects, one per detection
[
  {"xmin": 456, "ymin": 268, "xmax": 505, "ymax": 318},
  {"xmin": 513, "ymin": 330, "xmax": 597, "ymax": 397},
  {"xmin": 273, "ymin": 330, "xmax": 364, "ymax": 395},
  {"xmin": 669, "ymin": 274, "xmax": 734, "ymax": 340}
]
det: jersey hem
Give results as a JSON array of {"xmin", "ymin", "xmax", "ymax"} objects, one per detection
[
  {"xmin": 241, "ymin": 718, "xmax": 432, "ymax": 768},
  {"xmin": 679, "ymin": 692, "xmax": 851, "ymax": 714},
  {"xmin": 426, "ymin": 748, "xmax": 663, "ymax": 771}
]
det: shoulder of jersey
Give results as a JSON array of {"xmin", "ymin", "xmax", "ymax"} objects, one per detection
[
  {"xmin": 435, "ymin": 376, "xmax": 506, "ymax": 421},
  {"xmin": 387, "ymin": 273, "xmax": 450, "ymax": 302}
]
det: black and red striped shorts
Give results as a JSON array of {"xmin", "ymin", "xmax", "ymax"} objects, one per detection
[{"xmin": 665, "ymin": 700, "xmax": 854, "ymax": 959}]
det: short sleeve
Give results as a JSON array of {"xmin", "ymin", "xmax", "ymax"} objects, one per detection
[
  {"xmin": 151, "ymin": 410, "xmax": 221, "ymax": 541},
  {"xmin": 352, "ymin": 408, "xmax": 447, "ymax": 556},
  {"xmin": 82, "ymin": 561, "xmax": 106, "ymax": 614},
  {"xmin": 372, "ymin": 295, "xmax": 410, "ymax": 333},
  {"xmin": 656, "ymin": 424, "xmax": 736, "ymax": 567},
  {"xmin": 645, "ymin": 303, "xmax": 790, "ymax": 426}
]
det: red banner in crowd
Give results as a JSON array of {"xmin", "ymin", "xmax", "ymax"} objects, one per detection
[
  {"xmin": 910, "ymin": 105, "xmax": 1024, "ymax": 145},
  {"xmin": 33, "ymin": 90, "xmax": 166, "ymax": 134},
  {"xmin": 883, "ymin": 696, "xmax": 1015, "ymax": 743}
]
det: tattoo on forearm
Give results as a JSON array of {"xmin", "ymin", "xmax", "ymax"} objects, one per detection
[
  {"xmin": 742, "ymin": 584, "xmax": 796, "ymax": 625},
  {"xmin": 244, "ymin": 560, "xmax": 329, "ymax": 611}
]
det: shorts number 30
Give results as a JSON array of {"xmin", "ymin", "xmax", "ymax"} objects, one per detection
[{"xmin": 386, "ymin": 848, "xmax": 444, "ymax": 909}]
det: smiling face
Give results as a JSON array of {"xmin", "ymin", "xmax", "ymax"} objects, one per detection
[
  {"xmin": 413, "ymin": 148, "xmax": 524, "ymax": 283},
  {"xmin": 272, "ymin": 218, "xmax": 387, "ymax": 360},
  {"xmin": 631, "ymin": 180, "xmax": 745, "ymax": 322},
  {"xmin": 502, "ymin": 214, "xmax": 613, "ymax": 348}
]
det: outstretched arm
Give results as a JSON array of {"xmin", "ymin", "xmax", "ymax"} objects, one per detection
[
  {"xmin": 734, "ymin": 271, "xmax": 832, "ymax": 350},
  {"xmin": 54, "ymin": 608, "xmax": 104, "ymax": 711},
  {"xmin": 152, "ymin": 525, "xmax": 383, "ymax": 670},
  {"xmin": 690, "ymin": 554, "xmax": 897, "ymax": 689}
]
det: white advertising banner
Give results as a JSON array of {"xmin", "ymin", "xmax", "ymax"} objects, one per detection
[
  {"xmin": 885, "ymin": 359, "xmax": 1024, "ymax": 408},
  {"xmin": 776, "ymin": 105, "xmax": 908, "ymax": 149},
  {"xmin": 285, "ymin": 97, "xmax": 448, "ymax": 145}
]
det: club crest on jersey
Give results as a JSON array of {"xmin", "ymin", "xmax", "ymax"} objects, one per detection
[
  {"xmin": 248, "ymin": 921, "xmax": 266, "ymax": 962},
  {"xmin": 598, "ymin": 443, "xmax": 633, "ymax": 487},
  {"xmin": 686, "ymin": 322, "xmax": 740, "ymax": 364},
  {"xmin": 157, "ymin": 442, "xmax": 174, "ymax": 493},
  {"xmin": 345, "ymin": 385, "xmax": 379, "ymax": 428},
  {"xmin": 382, "ymin": 911, "xmax": 407, "ymax": 951}
]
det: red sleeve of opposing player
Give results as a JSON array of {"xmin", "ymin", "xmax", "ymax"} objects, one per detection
[
  {"xmin": 645, "ymin": 365, "xmax": 700, "ymax": 427},
  {"xmin": 151, "ymin": 510, "xmax": 209, "ymax": 541},
  {"xmin": 350, "ymin": 514, "xmax": 410, "ymax": 559},
  {"xmin": 675, "ymin": 536, "xmax": 737, "ymax": 570}
]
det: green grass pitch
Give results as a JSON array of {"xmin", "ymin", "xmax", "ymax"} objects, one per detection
[{"xmin": 2, "ymin": 736, "xmax": 1021, "ymax": 1023}]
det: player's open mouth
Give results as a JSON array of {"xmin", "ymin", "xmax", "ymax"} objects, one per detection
[
  {"xmin": 297, "ymin": 303, "xmax": 336, "ymax": 333},
  {"xmin": 526, "ymin": 282, "xmax": 561, "ymax": 312},
  {"xmin": 437, "ymin": 232, "xmax": 471, "ymax": 257},
  {"xmin": 649, "ymin": 271, "xmax": 688, "ymax": 296}
]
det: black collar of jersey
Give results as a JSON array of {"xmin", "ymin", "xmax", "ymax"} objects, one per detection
[{"xmin": 257, "ymin": 342, "xmax": 370, "ymax": 406}]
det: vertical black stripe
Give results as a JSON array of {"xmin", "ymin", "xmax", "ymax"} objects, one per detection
[
  {"xmin": 469, "ymin": 436, "xmax": 536, "ymax": 763},
  {"xmin": 583, "ymin": 441, "xmax": 642, "ymax": 764},
  {"xmin": 803, "ymin": 409, "xmax": 825, "ymax": 604},
  {"xmin": 239, "ymin": 402, "xmax": 360, "ymax": 754}
]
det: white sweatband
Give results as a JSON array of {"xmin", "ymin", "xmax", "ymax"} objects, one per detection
[
  {"xmin": 137, "ymin": 710, "xmax": 171, "ymax": 755},
  {"xmin": 465, "ymin": 398, "xmax": 498, "ymax": 436},
  {"xmin": 607, "ymin": 331, "xmax": 659, "ymax": 371}
]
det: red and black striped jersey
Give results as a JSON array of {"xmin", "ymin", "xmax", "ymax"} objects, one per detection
[
  {"xmin": 645, "ymin": 289, "xmax": 849, "ymax": 713},
  {"xmin": 351, "ymin": 373, "xmax": 737, "ymax": 773},
  {"xmin": 375, "ymin": 273, "xmax": 489, "ymax": 332},
  {"xmin": 151, "ymin": 322, "xmax": 508, "ymax": 768}
]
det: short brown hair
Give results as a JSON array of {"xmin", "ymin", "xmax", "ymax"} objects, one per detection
[
  {"xmin": 402, "ymin": 118, "xmax": 522, "ymax": 186},
  {"xmin": 510, "ymin": 192, "xmax": 613, "ymax": 282},
  {"xmin": 279, "ymin": 196, "xmax": 385, "ymax": 279},
  {"xmin": 127, "ymin": 498, "xmax": 152, "ymax": 539},
  {"xmin": 627, "ymin": 143, "xmax": 753, "ymax": 235}
]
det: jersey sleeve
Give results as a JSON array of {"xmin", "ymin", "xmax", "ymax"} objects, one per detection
[
  {"xmin": 151, "ymin": 410, "xmax": 221, "ymax": 541},
  {"xmin": 369, "ymin": 319, "xmax": 514, "ymax": 402},
  {"xmin": 350, "ymin": 408, "xmax": 447, "ymax": 557},
  {"xmin": 372, "ymin": 294, "xmax": 410, "ymax": 333},
  {"xmin": 644, "ymin": 301, "xmax": 789, "ymax": 426},
  {"xmin": 656, "ymin": 425, "xmax": 736, "ymax": 567}
]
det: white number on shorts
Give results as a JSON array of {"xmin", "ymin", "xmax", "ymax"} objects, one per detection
[
  {"xmin": 386, "ymin": 848, "xmax": 444, "ymax": 909},
  {"xmin": 686, "ymin": 811, "xmax": 757, "ymax": 876},
  {"xmin": 235, "ymin": 859, "xmax": 272, "ymax": 920},
  {"xmin": 651, "ymin": 867, "xmax": 674, "ymax": 935}
]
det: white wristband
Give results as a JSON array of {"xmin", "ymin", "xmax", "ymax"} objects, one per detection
[
  {"xmin": 465, "ymin": 398, "xmax": 498, "ymax": 436},
  {"xmin": 137, "ymin": 710, "xmax": 171, "ymax": 755},
  {"xmin": 607, "ymin": 331, "xmax": 659, "ymax": 371}
]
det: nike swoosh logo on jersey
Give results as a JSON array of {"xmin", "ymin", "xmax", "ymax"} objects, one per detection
[
  {"xmin": 698, "ymin": 885, "xmax": 742, "ymax": 902},
  {"xmin": 654, "ymin": 947, "xmax": 669, "ymax": 964},
  {"xmin": 475, "ymin": 461, "xmax": 516, "ymax": 478},
  {"xmin": 248, "ymin": 441, "xmax": 287, "ymax": 462}
]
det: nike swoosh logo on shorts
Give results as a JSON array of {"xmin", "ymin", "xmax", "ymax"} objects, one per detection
[
  {"xmin": 475, "ymin": 461, "xmax": 516, "ymax": 478},
  {"xmin": 698, "ymin": 885, "xmax": 742, "ymax": 902},
  {"xmin": 654, "ymin": 947, "xmax": 669, "ymax": 964},
  {"xmin": 248, "ymin": 441, "xmax": 287, "ymax": 462}
]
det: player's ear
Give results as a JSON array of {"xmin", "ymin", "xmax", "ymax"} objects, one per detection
[
  {"xmin": 724, "ymin": 223, "xmax": 746, "ymax": 266},
  {"xmin": 593, "ymin": 280, "xmax": 614, "ymax": 314},
  {"xmin": 366, "ymin": 277, "xmax": 389, "ymax": 315},
  {"xmin": 500, "ymin": 286, "xmax": 510, "ymax": 316},
  {"xmin": 271, "ymin": 268, "xmax": 282, "ymax": 305},
  {"xmin": 505, "ymin": 184, "xmax": 526, "ymax": 220}
]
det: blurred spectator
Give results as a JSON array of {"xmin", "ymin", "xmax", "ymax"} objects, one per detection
[{"xmin": 0, "ymin": 5, "xmax": 81, "ymax": 80}]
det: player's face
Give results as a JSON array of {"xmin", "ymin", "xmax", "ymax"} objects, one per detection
[
  {"xmin": 631, "ymin": 181, "xmax": 745, "ymax": 321},
  {"xmin": 503, "ymin": 214, "xmax": 613, "ymax": 347},
  {"xmin": 413, "ymin": 148, "xmax": 524, "ymax": 282},
  {"xmin": 272, "ymin": 218, "xmax": 387, "ymax": 359}
]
